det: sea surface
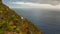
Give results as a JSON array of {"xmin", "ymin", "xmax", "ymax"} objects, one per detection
[{"xmin": 13, "ymin": 8, "xmax": 60, "ymax": 34}]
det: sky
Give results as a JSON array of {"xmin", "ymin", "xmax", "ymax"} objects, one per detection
[{"xmin": 2, "ymin": 0, "xmax": 60, "ymax": 9}]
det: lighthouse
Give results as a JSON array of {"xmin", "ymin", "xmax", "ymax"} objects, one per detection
[{"xmin": 0, "ymin": 0, "xmax": 2, "ymax": 4}]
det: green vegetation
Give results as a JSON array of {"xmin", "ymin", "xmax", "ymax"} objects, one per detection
[{"xmin": 0, "ymin": 3, "xmax": 42, "ymax": 34}]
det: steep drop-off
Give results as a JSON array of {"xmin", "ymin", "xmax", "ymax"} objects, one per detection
[{"xmin": 0, "ymin": 0, "xmax": 42, "ymax": 34}]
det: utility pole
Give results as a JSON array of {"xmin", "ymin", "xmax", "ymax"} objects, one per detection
[{"xmin": 0, "ymin": 0, "xmax": 2, "ymax": 4}]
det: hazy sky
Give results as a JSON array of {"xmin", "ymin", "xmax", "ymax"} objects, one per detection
[
  {"xmin": 3, "ymin": 0, "xmax": 60, "ymax": 4},
  {"xmin": 3, "ymin": 0, "xmax": 60, "ymax": 9}
]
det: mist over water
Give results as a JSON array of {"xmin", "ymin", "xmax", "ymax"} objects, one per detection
[{"xmin": 13, "ymin": 8, "xmax": 60, "ymax": 34}]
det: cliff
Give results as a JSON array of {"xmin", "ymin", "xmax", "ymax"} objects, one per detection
[{"xmin": 0, "ymin": 0, "xmax": 42, "ymax": 34}]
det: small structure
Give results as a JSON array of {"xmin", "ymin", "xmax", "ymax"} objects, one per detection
[{"xmin": 21, "ymin": 17, "xmax": 24, "ymax": 19}]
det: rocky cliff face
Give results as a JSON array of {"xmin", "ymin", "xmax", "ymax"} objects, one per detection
[{"xmin": 0, "ymin": 0, "xmax": 42, "ymax": 34}]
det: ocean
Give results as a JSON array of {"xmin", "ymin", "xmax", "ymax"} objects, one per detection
[{"xmin": 13, "ymin": 8, "xmax": 60, "ymax": 34}]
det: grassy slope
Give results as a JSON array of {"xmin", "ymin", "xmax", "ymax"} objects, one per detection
[{"xmin": 0, "ymin": 4, "xmax": 42, "ymax": 34}]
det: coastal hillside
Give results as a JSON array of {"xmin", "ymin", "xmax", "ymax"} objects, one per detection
[{"xmin": 0, "ymin": 0, "xmax": 42, "ymax": 34}]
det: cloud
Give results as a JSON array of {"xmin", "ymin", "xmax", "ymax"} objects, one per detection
[
  {"xmin": 36, "ymin": 0, "xmax": 60, "ymax": 5},
  {"xmin": 9, "ymin": 0, "xmax": 60, "ymax": 5},
  {"xmin": 3, "ymin": 0, "xmax": 60, "ymax": 5},
  {"xmin": 7, "ymin": 2, "xmax": 60, "ymax": 9}
]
